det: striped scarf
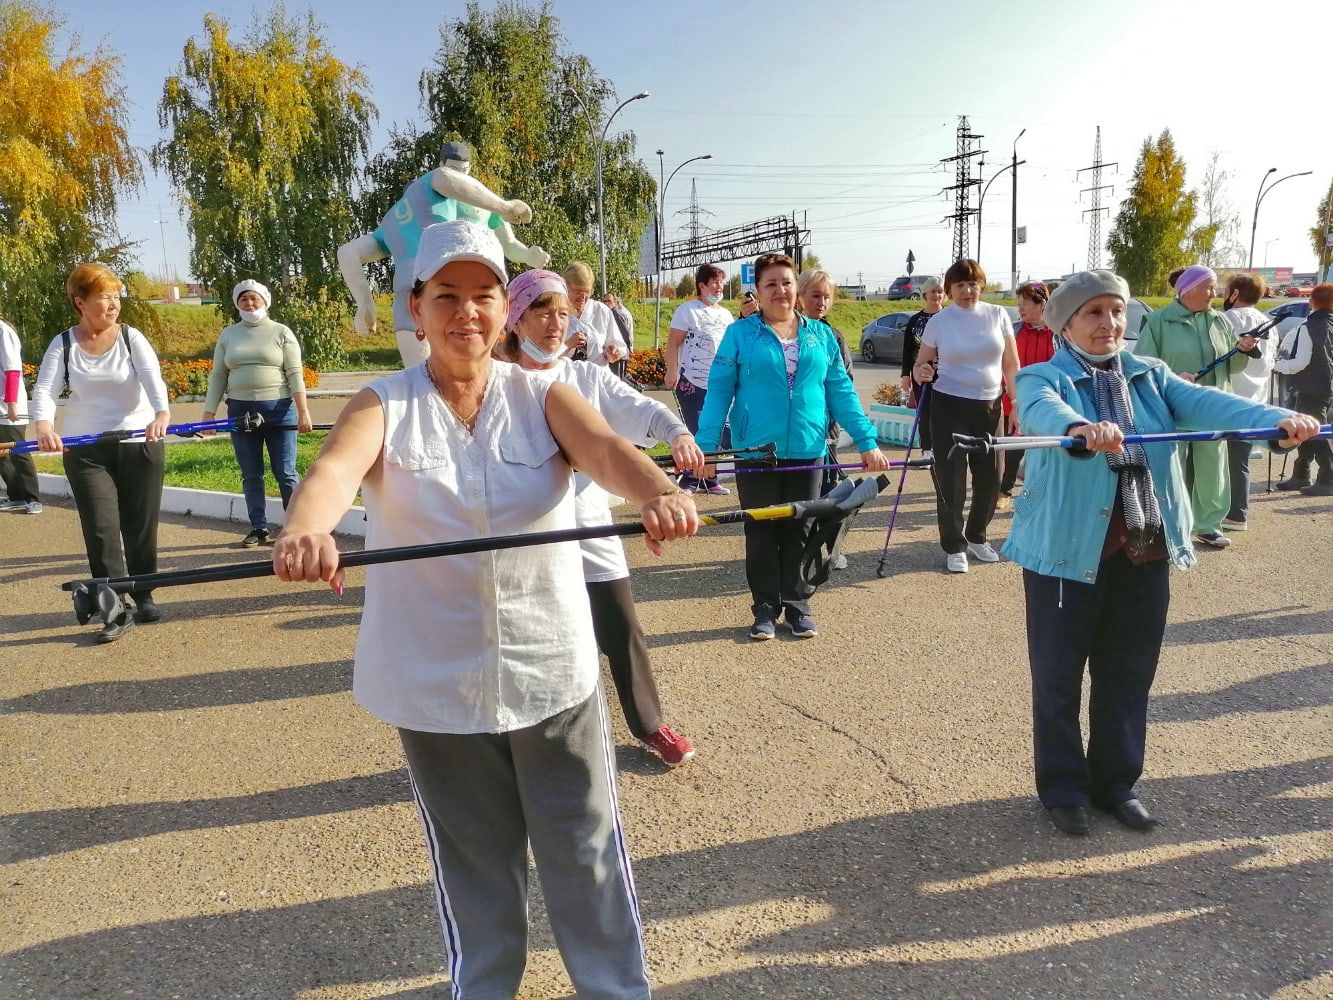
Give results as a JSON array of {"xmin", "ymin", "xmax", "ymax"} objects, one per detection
[{"xmin": 1071, "ymin": 351, "xmax": 1162, "ymax": 555}]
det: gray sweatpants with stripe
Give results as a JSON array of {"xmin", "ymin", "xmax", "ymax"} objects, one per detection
[{"xmin": 400, "ymin": 690, "xmax": 651, "ymax": 1000}]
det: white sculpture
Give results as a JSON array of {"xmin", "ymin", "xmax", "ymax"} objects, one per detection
[{"xmin": 337, "ymin": 140, "xmax": 551, "ymax": 365}]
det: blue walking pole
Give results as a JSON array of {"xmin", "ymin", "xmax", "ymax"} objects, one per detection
[{"xmin": 5, "ymin": 413, "xmax": 267, "ymax": 455}]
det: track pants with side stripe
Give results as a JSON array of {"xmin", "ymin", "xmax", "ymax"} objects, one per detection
[{"xmin": 399, "ymin": 690, "xmax": 650, "ymax": 1000}]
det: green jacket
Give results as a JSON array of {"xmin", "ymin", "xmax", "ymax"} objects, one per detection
[{"xmin": 1135, "ymin": 300, "xmax": 1245, "ymax": 390}]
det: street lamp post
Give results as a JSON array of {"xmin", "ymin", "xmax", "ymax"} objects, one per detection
[
  {"xmin": 976, "ymin": 156, "xmax": 1024, "ymax": 270},
  {"xmin": 1249, "ymin": 167, "xmax": 1312, "ymax": 268},
  {"xmin": 654, "ymin": 150, "xmax": 712, "ymax": 349},
  {"xmin": 566, "ymin": 87, "xmax": 649, "ymax": 295},
  {"xmin": 1263, "ymin": 237, "xmax": 1280, "ymax": 267},
  {"xmin": 1011, "ymin": 128, "xmax": 1025, "ymax": 294}
]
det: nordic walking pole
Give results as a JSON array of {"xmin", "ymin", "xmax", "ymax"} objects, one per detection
[
  {"xmin": 62, "ymin": 475, "xmax": 892, "ymax": 625},
  {"xmin": 875, "ymin": 381, "xmax": 930, "ymax": 578},
  {"xmin": 652, "ymin": 442, "xmax": 777, "ymax": 468},
  {"xmin": 949, "ymin": 424, "xmax": 1332, "ymax": 458},
  {"xmin": 1194, "ymin": 316, "xmax": 1281, "ymax": 381},
  {"xmin": 7, "ymin": 413, "xmax": 268, "ymax": 455}
]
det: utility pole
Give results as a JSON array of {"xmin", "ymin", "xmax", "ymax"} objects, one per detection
[
  {"xmin": 940, "ymin": 116, "xmax": 985, "ymax": 263},
  {"xmin": 154, "ymin": 200, "xmax": 171, "ymax": 284},
  {"xmin": 1011, "ymin": 128, "xmax": 1025, "ymax": 294},
  {"xmin": 676, "ymin": 179, "xmax": 714, "ymax": 249},
  {"xmin": 1077, "ymin": 127, "xmax": 1117, "ymax": 270}
]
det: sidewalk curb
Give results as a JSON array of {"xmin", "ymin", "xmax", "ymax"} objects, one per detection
[{"xmin": 36, "ymin": 473, "xmax": 369, "ymax": 538}]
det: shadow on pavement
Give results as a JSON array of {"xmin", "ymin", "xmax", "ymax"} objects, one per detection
[
  {"xmin": 1, "ymin": 757, "xmax": 1326, "ymax": 999},
  {"xmin": 1164, "ymin": 604, "xmax": 1332, "ymax": 646},
  {"xmin": 1150, "ymin": 662, "xmax": 1333, "ymax": 722}
]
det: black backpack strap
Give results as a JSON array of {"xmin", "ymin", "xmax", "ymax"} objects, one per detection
[
  {"xmin": 62, "ymin": 329, "xmax": 71, "ymax": 395},
  {"xmin": 121, "ymin": 324, "xmax": 135, "ymax": 373}
]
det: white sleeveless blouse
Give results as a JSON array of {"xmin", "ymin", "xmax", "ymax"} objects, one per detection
[{"xmin": 354, "ymin": 361, "xmax": 599, "ymax": 734}]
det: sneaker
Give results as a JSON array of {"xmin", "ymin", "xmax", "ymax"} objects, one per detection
[
  {"xmin": 704, "ymin": 483, "xmax": 731, "ymax": 496},
  {"xmin": 1194, "ymin": 531, "xmax": 1231, "ymax": 549},
  {"xmin": 96, "ymin": 608, "xmax": 135, "ymax": 644},
  {"xmin": 641, "ymin": 725, "xmax": 696, "ymax": 767},
  {"xmin": 1275, "ymin": 472, "xmax": 1311, "ymax": 491},
  {"xmin": 0, "ymin": 497, "xmax": 25, "ymax": 511},
  {"xmin": 242, "ymin": 528, "xmax": 269, "ymax": 547},
  {"xmin": 966, "ymin": 541, "xmax": 1000, "ymax": 563},
  {"xmin": 832, "ymin": 553, "xmax": 849, "ymax": 571},
  {"xmin": 920, "ymin": 449, "xmax": 933, "ymax": 462},
  {"xmin": 1221, "ymin": 516, "xmax": 1248, "ymax": 532},
  {"xmin": 23, "ymin": 500, "xmax": 43, "ymax": 514},
  {"xmin": 133, "ymin": 596, "xmax": 162, "ymax": 624},
  {"xmin": 945, "ymin": 552, "xmax": 969, "ymax": 574},
  {"xmin": 749, "ymin": 615, "xmax": 776, "ymax": 641},
  {"xmin": 787, "ymin": 613, "xmax": 818, "ymax": 638}
]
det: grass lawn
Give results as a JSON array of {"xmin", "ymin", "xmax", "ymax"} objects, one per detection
[{"xmin": 34, "ymin": 432, "xmax": 332, "ymax": 497}]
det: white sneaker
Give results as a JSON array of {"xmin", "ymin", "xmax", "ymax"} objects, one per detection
[
  {"xmin": 920, "ymin": 449, "xmax": 933, "ymax": 462},
  {"xmin": 23, "ymin": 500, "xmax": 43, "ymax": 514},
  {"xmin": 832, "ymin": 553, "xmax": 849, "ymax": 571},
  {"xmin": 0, "ymin": 497, "xmax": 25, "ymax": 511},
  {"xmin": 967, "ymin": 541, "xmax": 1000, "ymax": 563},
  {"xmin": 945, "ymin": 552, "xmax": 969, "ymax": 573}
]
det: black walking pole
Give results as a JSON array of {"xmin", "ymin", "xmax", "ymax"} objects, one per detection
[{"xmin": 63, "ymin": 475, "xmax": 891, "ymax": 626}]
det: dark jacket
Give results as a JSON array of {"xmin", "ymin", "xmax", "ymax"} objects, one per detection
[
  {"xmin": 1286, "ymin": 309, "xmax": 1333, "ymax": 398},
  {"xmin": 901, "ymin": 309, "xmax": 934, "ymax": 377}
]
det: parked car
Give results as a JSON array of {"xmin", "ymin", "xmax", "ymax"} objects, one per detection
[
  {"xmin": 859, "ymin": 312, "xmax": 911, "ymax": 364},
  {"xmin": 886, "ymin": 274, "xmax": 940, "ymax": 300},
  {"xmin": 1292, "ymin": 283, "xmax": 1314, "ymax": 297},
  {"xmin": 1123, "ymin": 298, "xmax": 1151, "ymax": 347}
]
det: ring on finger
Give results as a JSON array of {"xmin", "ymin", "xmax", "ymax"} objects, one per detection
[{"xmin": 672, "ymin": 510, "xmax": 687, "ymax": 522}]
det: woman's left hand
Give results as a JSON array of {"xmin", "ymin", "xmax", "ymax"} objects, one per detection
[
  {"xmin": 1006, "ymin": 410, "xmax": 1021, "ymax": 435},
  {"xmin": 640, "ymin": 490, "xmax": 699, "ymax": 555},
  {"xmin": 860, "ymin": 448, "xmax": 890, "ymax": 472},
  {"xmin": 145, "ymin": 412, "xmax": 170, "ymax": 443},
  {"xmin": 297, "ymin": 411, "xmax": 314, "ymax": 433},
  {"xmin": 670, "ymin": 433, "xmax": 705, "ymax": 474},
  {"xmin": 1276, "ymin": 413, "xmax": 1322, "ymax": 448}
]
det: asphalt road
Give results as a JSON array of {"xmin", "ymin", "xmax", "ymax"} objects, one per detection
[{"xmin": 1, "ymin": 445, "xmax": 1329, "ymax": 998}]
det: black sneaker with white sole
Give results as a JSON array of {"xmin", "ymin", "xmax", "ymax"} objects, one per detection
[{"xmin": 242, "ymin": 528, "xmax": 269, "ymax": 547}]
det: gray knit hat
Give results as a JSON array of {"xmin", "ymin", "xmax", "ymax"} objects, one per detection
[{"xmin": 1045, "ymin": 270, "xmax": 1131, "ymax": 336}]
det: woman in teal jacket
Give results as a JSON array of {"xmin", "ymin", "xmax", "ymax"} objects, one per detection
[
  {"xmin": 697, "ymin": 252, "xmax": 888, "ymax": 640},
  {"xmin": 1002, "ymin": 271, "xmax": 1317, "ymax": 838}
]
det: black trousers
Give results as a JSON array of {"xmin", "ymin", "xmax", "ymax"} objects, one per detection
[
  {"xmin": 1000, "ymin": 449, "xmax": 1024, "ymax": 494},
  {"xmin": 1023, "ymin": 553, "xmax": 1170, "ymax": 808},
  {"xmin": 1226, "ymin": 438, "xmax": 1253, "ymax": 519},
  {"xmin": 1293, "ymin": 391, "xmax": 1332, "ymax": 473},
  {"xmin": 63, "ymin": 440, "xmax": 165, "ymax": 602},
  {"xmin": 928, "ymin": 390, "xmax": 1002, "ymax": 553},
  {"xmin": 735, "ymin": 459, "xmax": 823, "ymax": 619},
  {"xmin": 585, "ymin": 578, "xmax": 663, "ymax": 740},
  {"xmin": 0, "ymin": 425, "xmax": 40, "ymax": 502}
]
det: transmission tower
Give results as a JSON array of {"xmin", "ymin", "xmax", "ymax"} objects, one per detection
[
  {"xmin": 940, "ymin": 116, "xmax": 985, "ymax": 263},
  {"xmin": 675, "ymin": 179, "xmax": 715, "ymax": 249},
  {"xmin": 1077, "ymin": 126, "xmax": 1118, "ymax": 269}
]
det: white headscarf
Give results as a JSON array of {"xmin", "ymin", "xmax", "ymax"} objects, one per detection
[{"xmin": 232, "ymin": 279, "xmax": 271, "ymax": 325}]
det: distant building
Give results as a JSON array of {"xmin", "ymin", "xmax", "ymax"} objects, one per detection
[{"xmin": 837, "ymin": 283, "xmax": 867, "ymax": 301}]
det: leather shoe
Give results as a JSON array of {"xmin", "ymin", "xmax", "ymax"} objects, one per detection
[
  {"xmin": 1099, "ymin": 797, "xmax": 1160, "ymax": 831},
  {"xmin": 96, "ymin": 610, "xmax": 135, "ymax": 644},
  {"xmin": 133, "ymin": 596, "xmax": 162, "ymax": 624},
  {"xmin": 1046, "ymin": 805, "xmax": 1090, "ymax": 836}
]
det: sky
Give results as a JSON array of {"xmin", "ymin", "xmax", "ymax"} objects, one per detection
[{"xmin": 58, "ymin": 0, "xmax": 1333, "ymax": 292}]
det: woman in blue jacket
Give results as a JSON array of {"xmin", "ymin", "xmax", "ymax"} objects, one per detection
[
  {"xmin": 698, "ymin": 252, "xmax": 889, "ymax": 640},
  {"xmin": 1003, "ymin": 271, "xmax": 1318, "ymax": 837}
]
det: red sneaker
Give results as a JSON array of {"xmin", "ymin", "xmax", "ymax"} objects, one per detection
[{"xmin": 641, "ymin": 725, "xmax": 696, "ymax": 767}]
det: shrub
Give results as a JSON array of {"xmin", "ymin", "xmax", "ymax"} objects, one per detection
[
  {"xmin": 626, "ymin": 348, "xmax": 666, "ymax": 387},
  {"xmin": 873, "ymin": 381, "xmax": 907, "ymax": 406},
  {"xmin": 22, "ymin": 360, "xmax": 318, "ymax": 401},
  {"xmin": 277, "ymin": 283, "xmax": 347, "ymax": 371}
]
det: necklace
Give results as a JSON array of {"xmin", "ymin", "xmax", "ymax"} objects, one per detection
[{"xmin": 424, "ymin": 363, "xmax": 483, "ymax": 431}]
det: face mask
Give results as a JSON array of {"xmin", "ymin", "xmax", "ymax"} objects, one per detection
[
  {"xmin": 519, "ymin": 336, "xmax": 566, "ymax": 364},
  {"xmin": 238, "ymin": 307, "xmax": 268, "ymax": 325},
  {"xmin": 703, "ymin": 293, "xmax": 721, "ymax": 305},
  {"xmin": 1067, "ymin": 340, "xmax": 1120, "ymax": 363}
]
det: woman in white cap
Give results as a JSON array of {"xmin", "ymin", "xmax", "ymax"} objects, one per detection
[
  {"xmin": 1003, "ymin": 270, "xmax": 1316, "ymax": 838},
  {"xmin": 506, "ymin": 267, "xmax": 703, "ymax": 767},
  {"xmin": 273, "ymin": 220, "xmax": 697, "ymax": 999},
  {"xmin": 202, "ymin": 280, "xmax": 313, "ymax": 546}
]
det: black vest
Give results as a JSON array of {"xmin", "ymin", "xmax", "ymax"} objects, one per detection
[{"xmin": 1290, "ymin": 309, "xmax": 1333, "ymax": 398}]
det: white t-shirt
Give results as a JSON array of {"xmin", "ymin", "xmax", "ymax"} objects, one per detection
[
  {"xmin": 356, "ymin": 361, "xmax": 600, "ymax": 734},
  {"xmin": 0, "ymin": 320, "xmax": 28, "ymax": 426},
  {"xmin": 569, "ymin": 299, "xmax": 620, "ymax": 367},
  {"xmin": 921, "ymin": 302, "xmax": 1014, "ymax": 401},
  {"xmin": 524, "ymin": 360, "xmax": 689, "ymax": 582},
  {"xmin": 29, "ymin": 326, "xmax": 170, "ymax": 438},
  {"xmin": 671, "ymin": 299, "xmax": 734, "ymax": 387},
  {"xmin": 1224, "ymin": 306, "xmax": 1278, "ymax": 402}
]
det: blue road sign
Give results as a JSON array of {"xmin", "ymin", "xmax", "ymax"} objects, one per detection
[{"xmin": 740, "ymin": 262, "xmax": 755, "ymax": 285}]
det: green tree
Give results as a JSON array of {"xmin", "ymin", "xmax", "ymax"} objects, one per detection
[
  {"xmin": 357, "ymin": 1, "xmax": 655, "ymax": 295},
  {"xmin": 800, "ymin": 252, "xmax": 823, "ymax": 273},
  {"xmin": 0, "ymin": 1, "xmax": 153, "ymax": 354},
  {"xmin": 675, "ymin": 273, "xmax": 696, "ymax": 298},
  {"xmin": 154, "ymin": 8, "xmax": 376, "ymax": 368},
  {"xmin": 1310, "ymin": 177, "xmax": 1333, "ymax": 279},
  {"xmin": 1108, "ymin": 130, "xmax": 1197, "ymax": 296}
]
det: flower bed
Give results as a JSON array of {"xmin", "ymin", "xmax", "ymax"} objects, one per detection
[
  {"xmin": 23, "ymin": 360, "xmax": 319, "ymax": 400},
  {"xmin": 626, "ymin": 348, "xmax": 666, "ymax": 388}
]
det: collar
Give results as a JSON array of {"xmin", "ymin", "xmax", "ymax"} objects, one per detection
[{"xmin": 1050, "ymin": 344, "xmax": 1153, "ymax": 382}]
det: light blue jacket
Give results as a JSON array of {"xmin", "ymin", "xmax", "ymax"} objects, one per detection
[
  {"xmin": 696, "ymin": 314, "xmax": 878, "ymax": 457},
  {"xmin": 1001, "ymin": 346, "xmax": 1290, "ymax": 583}
]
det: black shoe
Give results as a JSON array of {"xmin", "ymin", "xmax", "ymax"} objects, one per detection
[
  {"xmin": 1275, "ymin": 468, "xmax": 1311, "ymax": 491},
  {"xmin": 242, "ymin": 528, "xmax": 269, "ymax": 547},
  {"xmin": 96, "ymin": 609, "xmax": 135, "ymax": 644},
  {"xmin": 1046, "ymin": 805, "xmax": 1090, "ymax": 836},
  {"xmin": 1096, "ymin": 797, "xmax": 1160, "ymax": 831},
  {"xmin": 1301, "ymin": 474, "xmax": 1333, "ymax": 497},
  {"xmin": 133, "ymin": 596, "xmax": 162, "ymax": 624}
]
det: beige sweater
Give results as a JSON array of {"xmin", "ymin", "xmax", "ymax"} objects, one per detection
[{"xmin": 204, "ymin": 318, "xmax": 306, "ymax": 412}]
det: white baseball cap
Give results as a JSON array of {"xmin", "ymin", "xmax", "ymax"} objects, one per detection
[{"xmin": 412, "ymin": 220, "xmax": 508, "ymax": 287}]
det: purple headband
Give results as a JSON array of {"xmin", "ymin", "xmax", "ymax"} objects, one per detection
[
  {"xmin": 1175, "ymin": 265, "xmax": 1217, "ymax": 297},
  {"xmin": 506, "ymin": 269, "xmax": 568, "ymax": 332}
]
